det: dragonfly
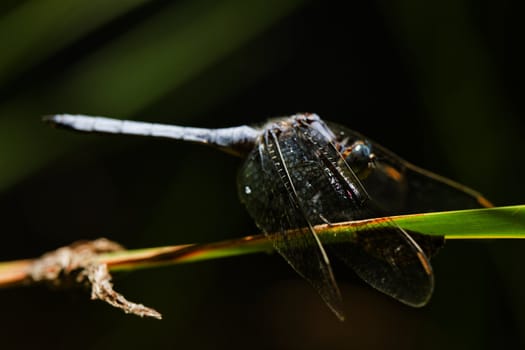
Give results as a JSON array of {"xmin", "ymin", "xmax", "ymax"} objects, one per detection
[{"xmin": 45, "ymin": 113, "xmax": 491, "ymax": 320}]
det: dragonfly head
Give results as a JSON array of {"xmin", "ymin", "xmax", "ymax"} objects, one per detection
[{"xmin": 342, "ymin": 140, "xmax": 376, "ymax": 179}]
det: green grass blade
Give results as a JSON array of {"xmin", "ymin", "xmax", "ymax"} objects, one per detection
[
  {"xmin": 300, "ymin": 204, "xmax": 525, "ymax": 245},
  {"xmin": 390, "ymin": 204, "xmax": 525, "ymax": 239},
  {"xmin": 1, "ymin": 205, "xmax": 523, "ymax": 284},
  {"xmin": 101, "ymin": 205, "xmax": 525, "ymax": 272}
]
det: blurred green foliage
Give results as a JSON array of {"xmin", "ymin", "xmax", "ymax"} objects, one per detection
[{"xmin": 0, "ymin": 1, "xmax": 524, "ymax": 349}]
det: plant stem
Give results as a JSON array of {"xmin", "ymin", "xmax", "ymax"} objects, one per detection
[{"xmin": 1, "ymin": 205, "xmax": 524, "ymax": 289}]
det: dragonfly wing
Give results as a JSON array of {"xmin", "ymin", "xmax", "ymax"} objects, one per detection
[
  {"xmin": 238, "ymin": 126, "xmax": 344, "ymax": 320},
  {"xmin": 400, "ymin": 162, "xmax": 492, "ymax": 212},
  {"xmin": 328, "ymin": 223, "xmax": 441, "ymax": 306},
  {"xmin": 301, "ymin": 117, "xmax": 440, "ymax": 306},
  {"xmin": 326, "ymin": 121, "xmax": 492, "ymax": 215}
]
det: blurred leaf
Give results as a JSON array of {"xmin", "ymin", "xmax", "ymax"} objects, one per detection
[
  {"xmin": 0, "ymin": 113, "xmax": 84, "ymax": 192},
  {"xmin": 56, "ymin": 0, "xmax": 303, "ymax": 115},
  {"xmin": 0, "ymin": 0, "xmax": 148, "ymax": 84},
  {"xmin": 380, "ymin": 1, "xmax": 518, "ymax": 188},
  {"xmin": 0, "ymin": 0, "xmax": 303, "ymax": 192}
]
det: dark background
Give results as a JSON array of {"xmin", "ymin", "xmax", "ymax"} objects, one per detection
[{"xmin": 1, "ymin": 0, "xmax": 524, "ymax": 349}]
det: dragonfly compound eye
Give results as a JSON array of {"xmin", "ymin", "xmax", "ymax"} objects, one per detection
[{"xmin": 343, "ymin": 141, "xmax": 375, "ymax": 179}]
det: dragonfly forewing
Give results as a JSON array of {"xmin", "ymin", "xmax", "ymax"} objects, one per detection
[{"xmin": 238, "ymin": 121, "xmax": 345, "ymax": 320}]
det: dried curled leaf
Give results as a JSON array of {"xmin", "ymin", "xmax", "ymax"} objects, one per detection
[{"xmin": 29, "ymin": 238, "xmax": 162, "ymax": 319}]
